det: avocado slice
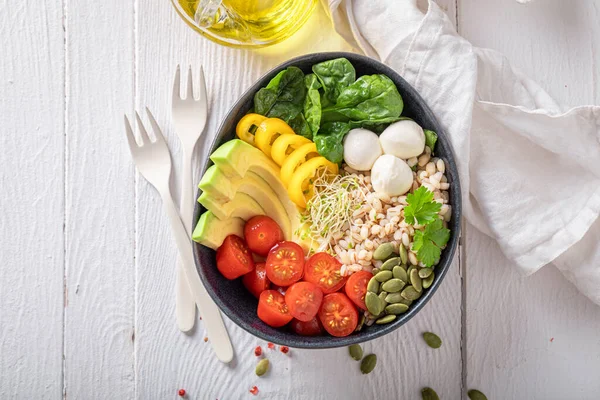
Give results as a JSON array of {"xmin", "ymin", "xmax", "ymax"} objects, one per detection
[
  {"xmin": 192, "ymin": 211, "xmax": 244, "ymax": 250},
  {"xmin": 198, "ymin": 191, "xmax": 264, "ymax": 221},
  {"xmin": 198, "ymin": 165, "xmax": 292, "ymax": 239}
]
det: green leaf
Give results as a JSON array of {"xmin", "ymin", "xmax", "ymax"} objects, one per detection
[
  {"xmin": 313, "ymin": 122, "xmax": 351, "ymax": 164},
  {"xmin": 424, "ymin": 129, "xmax": 438, "ymax": 152},
  {"xmin": 266, "ymin": 70, "xmax": 286, "ymax": 89},
  {"xmin": 312, "ymin": 58, "xmax": 356, "ymax": 103},
  {"xmin": 404, "ymin": 186, "xmax": 442, "ymax": 226},
  {"xmin": 288, "ymin": 113, "xmax": 312, "ymax": 139},
  {"xmin": 254, "ymin": 66, "xmax": 306, "ymax": 118},
  {"xmin": 303, "ymin": 74, "xmax": 322, "ymax": 137},
  {"xmin": 412, "ymin": 219, "xmax": 450, "ymax": 267}
]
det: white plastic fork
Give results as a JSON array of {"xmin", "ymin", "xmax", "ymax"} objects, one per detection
[
  {"xmin": 124, "ymin": 109, "xmax": 233, "ymax": 363},
  {"xmin": 172, "ymin": 65, "xmax": 207, "ymax": 332}
]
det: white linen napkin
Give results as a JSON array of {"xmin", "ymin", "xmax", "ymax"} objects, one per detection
[{"xmin": 322, "ymin": 0, "xmax": 600, "ymax": 305}]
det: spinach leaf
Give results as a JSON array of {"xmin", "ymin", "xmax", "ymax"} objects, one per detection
[
  {"xmin": 349, "ymin": 116, "xmax": 411, "ymax": 133},
  {"xmin": 424, "ymin": 129, "xmax": 438, "ymax": 151},
  {"xmin": 303, "ymin": 74, "xmax": 322, "ymax": 136},
  {"xmin": 314, "ymin": 122, "xmax": 351, "ymax": 164},
  {"xmin": 322, "ymin": 74, "xmax": 403, "ymax": 122},
  {"xmin": 266, "ymin": 70, "xmax": 286, "ymax": 89},
  {"xmin": 253, "ymin": 66, "xmax": 306, "ymax": 118},
  {"xmin": 312, "ymin": 58, "xmax": 356, "ymax": 104},
  {"xmin": 289, "ymin": 113, "xmax": 313, "ymax": 139}
]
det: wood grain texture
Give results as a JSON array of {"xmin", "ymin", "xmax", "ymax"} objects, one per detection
[
  {"xmin": 63, "ymin": 0, "xmax": 135, "ymax": 398},
  {"xmin": 460, "ymin": 0, "xmax": 600, "ymax": 398},
  {"xmin": 0, "ymin": 1, "xmax": 65, "ymax": 398}
]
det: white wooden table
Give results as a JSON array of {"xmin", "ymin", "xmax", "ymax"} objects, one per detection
[{"xmin": 2, "ymin": 1, "xmax": 600, "ymax": 399}]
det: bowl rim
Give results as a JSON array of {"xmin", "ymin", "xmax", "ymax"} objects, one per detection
[{"xmin": 193, "ymin": 51, "xmax": 462, "ymax": 348}]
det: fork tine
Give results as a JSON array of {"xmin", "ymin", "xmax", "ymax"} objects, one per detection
[
  {"xmin": 172, "ymin": 65, "xmax": 181, "ymax": 101},
  {"xmin": 186, "ymin": 65, "xmax": 194, "ymax": 100},
  {"xmin": 124, "ymin": 115, "xmax": 139, "ymax": 149},
  {"xmin": 198, "ymin": 65, "xmax": 208, "ymax": 108},
  {"xmin": 135, "ymin": 111, "xmax": 152, "ymax": 144},
  {"xmin": 145, "ymin": 107, "xmax": 167, "ymax": 145}
]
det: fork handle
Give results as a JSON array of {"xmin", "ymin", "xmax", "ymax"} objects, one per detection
[{"xmin": 161, "ymin": 189, "xmax": 234, "ymax": 363}]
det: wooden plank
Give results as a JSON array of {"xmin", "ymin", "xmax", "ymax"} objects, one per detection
[
  {"xmin": 0, "ymin": 1, "xmax": 65, "ymax": 398},
  {"xmin": 63, "ymin": 0, "xmax": 135, "ymax": 398},
  {"xmin": 135, "ymin": 1, "xmax": 463, "ymax": 398},
  {"xmin": 460, "ymin": 1, "xmax": 600, "ymax": 398}
]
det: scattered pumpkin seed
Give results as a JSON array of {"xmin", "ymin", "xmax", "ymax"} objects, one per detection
[
  {"xmin": 365, "ymin": 292, "xmax": 385, "ymax": 315},
  {"xmin": 410, "ymin": 269, "xmax": 423, "ymax": 292},
  {"xmin": 372, "ymin": 268, "xmax": 380, "ymax": 275},
  {"xmin": 401, "ymin": 285, "xmax": 421, "ymax": 301},
  {"xmin": 373, "ymin": 243, "xmax": 395, "ymax": 260},
  {"xmin": 367, "ymin": 277, "xmax": 380, "ymax": 293},
  {"xmin": 421, "ymin": 387, "xmax": 440, "ymax": 400},
  {"xmin": 381, "ymin": 278, "xmax": 405, "ymax": 293},
  {"xmin": 355, "ymin": 314, "xmax": 366, "ymax": 332},
  {"xmin": 399, "ymin": 243, "xmax": 408, "ymax": 264},
  {"xmin": 418, "ymin": 267, "xmax": 433, "ymax": 279},
  {"xmin": 360, "ymin": 354, "xmax": 377, "ymax": 374},
  {"xmin": 374, "ymin": 270, "xmax": 393, "ymax": 282},
  {"xmin": 378, "ymin": 291, "xmax": 388, "ymax": 304},
  {"xmin": 392, "ymin": 265, "xmax": 408, "ymax": 282},
  {"xmin": 398, "ymin": 297, "xmax": 413, "ymax": 306},
  {"xmin": 375, "ymin": 314, "xmax": 396, "ymax": 324},
  {"xmin": 384, "ymin": 292, "xmax": 403, "ymax": 303},
  {"xmin": 422, "ymin": 273, "xmax": 435, "ymax": 289},
  {"xmin": 255, "ymin": 358, "xmax": 269, "ymax": 376},
  {"xmin": 385, "ymin": 303, "xmax": 409, "ymax": 315},
  {"xmin": 407, "ymin": 266, "xmax": 417, "ymax": 282},
  {"xmin": 467, "ymin": 389, "xmax": 488, "ymax": 400},
  {"xmin": 381, "ymin": 257, "xmax": 401, "ymax": 271},
  {"xmin": 423, "ymin": 332, "xmax": 442, "ymax": 349},
  {"xmin": 348, "ymin": 344, "xmax": 363, "ymax": 361}
]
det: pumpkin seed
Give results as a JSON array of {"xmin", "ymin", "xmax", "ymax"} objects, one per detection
[
  {"xmin": 423, "ymin": 332, "xmax": 442, "ymax": 349},
  {"xmin": 365, "ymin": 292, "xmax": 385, "ymax": 315},
  {"xmin": 418, "ymin": 267, "xmax": 433, "ymax": 278},
  {"xmin": 355, "ymin": 314, "xmax": 366, "ymax": 332},
  {"xmin": 407, "ymin": 266, "xmax": 417, "ymax": 282},
  {"xmin": 375, "ymin": 314, "xmax": 396, "ymax": 324},
  {"xmin": 360, "ymin": 354, "xmax": 377, "ymax": 374},
  {"xmin": 399, "ymin": 243, "xmax": 408, "ymax": 264},
  {"xmin": 381, "ymin": 257, "xmax": 401, "ymax": 271},
  {"xmin": 422, "ymin": 273, "xmax": 435, "ymax": 289},
  {"xmin": 467, "ymin": 389, "xmax": 488, "ymax": 400},
  {"xmin": 374, "ymin": 270, "xmax": 393, "ymax": 282},
  {"xmin": 385, "ymin": 303, "xmax": 409, "ymax": 315},
  {"xmin": 348, "ymin": 344, "xmax": 363, "ymax": 360},
  {"xmin": 367, "ymin": 277, "xmax": 380, "ymax": 293},
  {"xmin": 410, "ymin": 269, "xmax": 423, "ymax": 292},
  {"xmin": 373, "ymin": 243, "xmax": 394, "ymax": 260},
  {"xmin": 384, "ymin": 292, "xmax": 403, "ymax": 303},
  {"xmin": 378, "ymin": 291, "xmax": 388, "ymax": 304},
  {"xmin": 392, "ymin": 265, "xmax": 408, "ymax": 282},
  {"xmin": 372, "ymin": 268, "xmax": 380, "ymax": 275},
  {"xmin": 401, "ymin": 285, "xmax": 421, "ymax": 301},
  {"xmin": 398, "ymin": 297, "xmax": 413, "ymax": 306},
  {"xmin": 255, "ymin": 358, "xmax": 269, "ymax": 376},
  {"xmin": 421, "ymin": 387, "xmax": 440, "ymax": 400},
  {"xmin": 381, "ymin": 278, "xmax": 405, "ymax": 293}
]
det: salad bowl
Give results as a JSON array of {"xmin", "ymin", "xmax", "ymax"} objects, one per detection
[{"xmin": 192, "ymin": 52, "xmax": 461, "ymax": 348}]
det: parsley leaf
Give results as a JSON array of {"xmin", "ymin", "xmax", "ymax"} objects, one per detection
[
  {"xmin": 412, "ymin": 219, "xmax": 451, "ymax": 267},
  {"xmin": 404, "ymin": 187, "xmax": 442, "ymax": 225}
]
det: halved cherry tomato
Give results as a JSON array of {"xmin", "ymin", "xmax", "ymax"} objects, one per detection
[
  {"xmin": 244, "ymin": 215, "xmax": 284, "ymax": 257},
  {"xmin": 236, "ymin": 113, "xmax": 267, "ymax": 145},
  {"xmin": 254, "ymin": 118, "xmax": 296, "ymax": 158},
  {"xmin": 216, "ymin": 235, "xmax": 254, "ymax": 280},
  {"xmin": 287, "ymin": 156, "xmax": 339, "ymax": 208},
  {"xmin": 271, "ymin": 134, "xmax": 311, "ymax": 166},
  {"xmin": 344, "ymin": 271, "xmax": 373, "ymax": 310},
  {"xmin": 318, "ymin": 292, "xmax": 358, "ymax": 337},
  {"xmin": 290, "ymin": 317, "xmax": 324, "ymax": 336},
  {"xmin": 304, "ymin": 252, "xmax": 347, "ymax": 294},
  {"xmin": 257, "ymin": 290, "xmax": 293, "ymax": 328},
  {"xmin": 284, "ymin": 281, "xmax": 323, "ymax": 322},
  {"xmin": 265, "ymin": 241, "xmax": 305, "ymax": 286},
  {"xmin": 280, "ymin": 143, "xmax": 320, "ymax": 187},
  {"xmin": 242, "ymin": 262, "xmax": 270, "ymax": 298}
]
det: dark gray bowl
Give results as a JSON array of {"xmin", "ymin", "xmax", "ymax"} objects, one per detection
[{"xmin": 193, "ymin": 52, "xmax": 461, "ymax": 348}]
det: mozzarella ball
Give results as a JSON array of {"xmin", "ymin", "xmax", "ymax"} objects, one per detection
[
  {"xmin": 379, "ymin": 120, "xmax": 425, "ymax": 159},
  {"xmin": 371, "ymin": 155, "xmax": 413, "ymax": 196},
  {"xmin": 343, "ymin": 128, "xmax": 382, "ymax": 171}
]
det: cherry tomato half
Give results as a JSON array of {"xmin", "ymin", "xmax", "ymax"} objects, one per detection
[
  {"xmin": 290, "ymin": 317, "xmax": 324, "ymax": 336},
  {"xmin": 244, "ymin": 216, "xmax": 284, "ymax": 257},
  {"xmin": 257, "ymin": 290, "xmax": 293, "ymax": 328},
  {"xmin": 284, "ymin": 281, "xmax": 323, "ymax": 322},
  {"xmin": 265, "ymin": 241, "xmax": 305, "ymax": 286},
  {"xmin": 345, "ymin": 271, "xmax": 373, "ymax": 311},
  {"xmin": 304, "ymin": 252, "xmax": 347, "ymax": 294},
  {"xmin": 318, "ymin": 292, "xmax": 358, "ymax": 337},
  {"xmin": 216, "ymin": 235, "xmax": 254, "ymax": 280},
  {"xmin": 242, "ymin": 262, "xmax": 270, "ymax": 298}
]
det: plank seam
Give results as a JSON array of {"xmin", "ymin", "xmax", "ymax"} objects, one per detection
[
  {"xmin": 62, "ymin": 0, "xmax": 68, "ymax": 398},
  {"xmin": 133, "ymin": 0, "xmax": 139, "ymax": 398}
]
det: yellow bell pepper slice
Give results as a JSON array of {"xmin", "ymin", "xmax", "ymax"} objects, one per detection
[
  {"xmin": 280, "ymin": 142, "xmax": 320, "ymax": 187},
  {"xmin": 271, "ymin": 134, "xmax": 311, "ymax": 167},
  {"xmin": 287, "ymin": 156, "xmax": 339, "ymax": 208},
  {"xmin": 254, "ymin": 118, "xmax": 296, "ymax": 158},
  {"xmin": 236, "ymin": 113, "xmax": 267, "ymax": 145}
]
